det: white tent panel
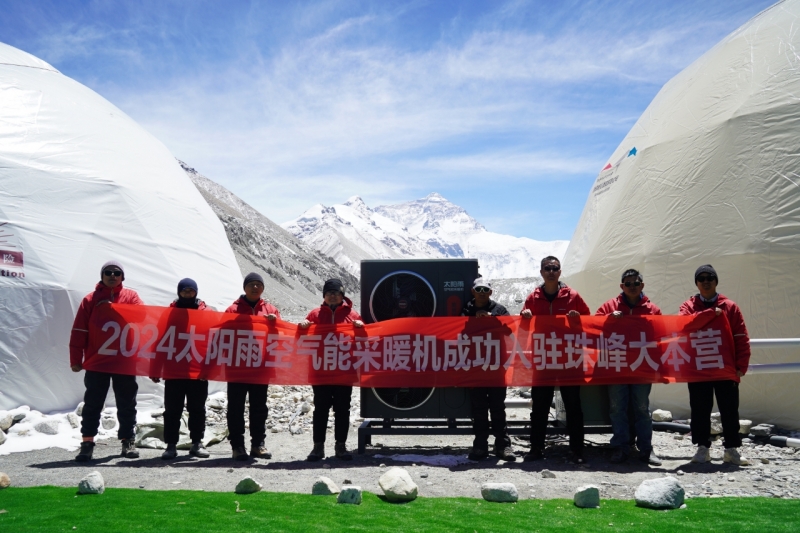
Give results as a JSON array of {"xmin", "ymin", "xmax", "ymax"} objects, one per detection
[
  {"xmin": 0, "ymin": 42, "xmax": 242, "ymax": 412},
  {"xmin": 562, "ymin": 1, "xmax": 800, "ymax": 428}
]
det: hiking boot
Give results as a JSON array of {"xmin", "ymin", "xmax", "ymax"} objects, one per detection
[
  {"xmin": 306, "ymin": 442, "xmax": 325, "ymax": 462},
  {"xmin": 468, "ymin": 447, "xmax": 489, "ymax": 461},
  {"xmin": 334, "ymin": 442, "xmax": 352, "ymax": 461},
  {"xmin": 250, "ymin": 443, "xmax": 272, "ymax": 459},
  {"xmin": 610, "ymin": 449, "xmax": 628, "ymax": 464},
  {"xmin": 640, "ymin": 450, "xmax": 662, "ymax": 466},
  {"xmin": 523, "ymin": 448, "xmax": 544, "ymax": 462},
  {"xmin": 189, "ymin": 441, "xmax": 210, "ymax": 458},
  {"xmin": 723, "ymin": 447, "xmax": 750, "ymax": 466},
  {"xmin": 120, "ymin": 438, "xmax": 139, "ymax": 458},
  {"xmin": 495, "ymin": 446, "xmax": 517, "ymax": 462},
  {"xmin": 691, "ymin": 445, "xmax": 711, "ymax": 463},
  {"xmin": 232, "ymin": 445, "xmax": 250, "ymax": 461},
  {"xmin": 75, "ymin": 441, "xmax": 95, "ymax": 462},
  {"xmin": 161, "ymin": 444, "xmax": 178, "ymax": 460}
]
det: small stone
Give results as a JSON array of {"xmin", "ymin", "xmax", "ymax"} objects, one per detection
[
  {"xmin": 481, "ymin": 482, "xmax": 518, "ymax": 503},
  {"xmin": 75, "ymin": 402, "xmax": 85, "ymax": 416},
  {"xmin": 709, "ymin": 413, "xmax": 723, "ymax": 435},
  {"xmin": 676, "ymin": 470, "xmax": 685, "ymax": 476},
  {"xmin": 139, "ymin": 485, "xmax": 145, "ymax": 489},
  {"xmin": 751, "ymin": 424, "xmax": 774, "ymax": 437},
  {"xmin": 11, "ymin": 406, "xmax": 30, "ymax": 422},
  {"xmin": 379, "ymin": 467, "xmax": 419, "ymax": 502},
  {"xmin": 235, "ymin": 477, "xmax": 262, "ymax": 494},
  {"xmin": 0, "ymin": 472, "xmax": 10, "ymax": 489},
  {"xmin": 101, "ymin": 417, "xmax": 116, "ymax": 430},
  {"xmin": 343, "ymin": 479, "xmax": 352, "ymax": 485},
  {"xmin": 738, "ymin": 420, "xmax": 753, "ymax": 435},
  {"xmin": 337, "ymin": 486, "xmax": 362, "ymax": 504},
  {"xmin": 652, "ymin": 409, "xmax": 672, "ymax": 422},
  {"xmin": 34, "ymin": 420, "xmax": 60, "ymax": 435},
  {"xmin": 379, "ymin": 464, "xmax": 386, "ymax": 468},
  {"xmin": 0, "ymin": 412, "xmax": 12, "ymax": 431},
  {"xmin": 78, "ymin": 471, "xmax": 105, "ymax": 495},
  {"xmin": 541, "ymin": 470, "xmax": 556, "ymax": 479},
  {"xmin": 270, "ymin": 428, "xmax": 279, "ymax": 433},
  {"xmin": 66, "ymin": 413, "xmax": 80, "ymax": 429},
  {"xmin": 761, "ymin": 458, "xmax": 770, "ymax": 464},
  {"xmin": 323, "ymin": 464, "xmax": 331, "ymax": 469},
  {"xmin": 420, "ymin": 472, "xmax": 429, "ymax": 478},
  {"xmin": 674, "ymin": 434, "xmax": 684, "ymax": 440},
  {"xmin": 574, "ymin": 485, "xmax": 600, "ymax": 508},
  {"xmin": 634, "ymin": 477, "xmax": 684, "ymax": 509},
  {"xmin": 311, "ymin": 476, "xmax": 340, "ymax": 495},
  {"xmin": 0, "ymin": 429, "xmax": 6, "ymax": 446},
  {"xmin": 300, "ymin": 402, "xmax": 312, "ymax": 414}
]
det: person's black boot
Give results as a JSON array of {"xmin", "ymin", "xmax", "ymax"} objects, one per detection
[{"xmin": 75, "ymin": 441, "xmax": 95, "ymax": 462}]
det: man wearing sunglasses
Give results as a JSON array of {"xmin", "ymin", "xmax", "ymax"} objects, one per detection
[
  {"xmin": 595, "ymin": 269, "xmax": 662, "ymax": 466},
  {"xmin": 70, "ymin": 260, "xmax": 143, "ymax": 462},
  {"xmin": 520, "ymin": 256, "xmax": 590, "ymax": 464},
  {"xmin": 461, "ymin": 278, "xmax": 516, "ymax": 462},
  {"xmin": 679, "ymin": 265, "xmax": 751, "ymax": 466},
  {"xmin": 224, "ymin": 272, "xmax": 281, "ymax": 461}
]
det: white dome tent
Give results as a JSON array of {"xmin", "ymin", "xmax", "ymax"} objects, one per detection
[
  {"xmin": 0, "ymin": 43, "xmax": 242, "ymax": 413},
  {"xmin": 562, "ymin": 0, "xmax": 800, "ymax": 428}
]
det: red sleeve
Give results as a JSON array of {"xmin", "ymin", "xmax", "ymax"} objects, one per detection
[
  {"xmin": 678, "ymin": 299, "xmax": 694, "ymax": 316},
  {"xmin": 131, "ymin": 292, "xmax": 143, "ymax": 305},
  {"xmin": 225, "ymin": 302, "xmax": 238, "ymax": 314},
  {"xmin": 349, "ymin": 310, "xmax": 363, "ymax": 322},
  {"xmin": 594, "ymin": 299, "xmax": 615, "ymax": 316},
  {"xmin": 520, "ymin": 293, "xmax": 534, "ymax": 314},
  {"xmin": 69, "ymin": 295, "xmax": 92, "ymax": 366},
  {"xmin": 269, "ymin": 303, "xmax": 281, "ymax": 320},
  {"xmin": 574, "ymin": 292, "xmax": 591, "ymax": 316},
  {"xmin": 727, "ymin": 303, "xmax": 751, "ymax": 374},
  {"xmin": 650, "ymin": 303, "xmax": 663, "ymax": 315}
]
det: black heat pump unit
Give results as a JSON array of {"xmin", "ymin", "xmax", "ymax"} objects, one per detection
[{"xmin": 359, "ymin": 259, "xmax": 479, "ymax": 418}]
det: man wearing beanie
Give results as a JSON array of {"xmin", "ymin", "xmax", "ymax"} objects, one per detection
[
  {"xmin": 298, "ymin": 278, "xmax": 364, "ymax": 461},
  {"xmin": 70, "ymin": 260, "xmax": 143, "ymax": 462},
  {"xmin": 680, "ymin": 265, "xmax": 751, "ymax": 466},
  {"xmin": 595, "ymin": 268, "xmax": 662, "ymax": 466},
  {"xmin": 225, "ymin": 272, "xmax": 281, "ymax": 461},
  {"xmin": 151, "ymin": 278, "xmax": 212, "ymax": 460}
]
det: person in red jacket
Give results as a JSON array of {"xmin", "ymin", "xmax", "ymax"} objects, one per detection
[
  {"xmin": 679, "ymin": 265, "xmax": 751, "ymax": 466},
  {"xmin": 225, "ymin": 272, "xmax": 281, "ymax": 461},
  {"xmin": 520, "ymin": 256, "xmax": 590, "ymax": 464},
  {"xmin": 595, "ymin": 268, "xmax": 662, "ymax": 466},
  {"xmin": 70, "ymin": 260, "xmax": 143, "ymax": 462},
  {"xmin": 151, "ymin": 278, "xmax": 212, "ymax": 460},
  {"xmin": 298, "ymin": 278, "xmax": 364, "ymax": 461}
]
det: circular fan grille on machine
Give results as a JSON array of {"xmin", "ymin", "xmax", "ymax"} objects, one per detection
[{"xmin": 368, "ymin": 270, "xmax": 437, "ymax": 410}]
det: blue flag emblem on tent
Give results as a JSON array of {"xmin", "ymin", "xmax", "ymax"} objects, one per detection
[{"xmin": 628, "ymin": 147, "xmax": 637, "ymax": 157}]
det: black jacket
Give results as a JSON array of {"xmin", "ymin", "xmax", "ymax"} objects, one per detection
[{"xmin": 461, "ymin": 299, "xmax": 510, "ymax": 317}]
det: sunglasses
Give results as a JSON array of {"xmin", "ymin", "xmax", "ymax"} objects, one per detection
[
  {"xmin": 103, "ymin": 270, "xmax": 122, "ymax": 277},
  {"xmin": 474, "ymin": 287, "xmax": 491, "ymax": 293},
  {"xmin": 542, "ymin": 266, "xmax": 561, "ymax": 272},
  {"xmin": 623, "ymin": 281, "xmax": 642, "ymax": 287},
  {"xmin": 696, "ymin": 276, "xmax": 717, "ymax": 283}
]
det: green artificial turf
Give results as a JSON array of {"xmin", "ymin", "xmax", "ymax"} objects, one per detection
[{"xmin": 0, "ymin": 487, "xmax": 798, "ymax": 532}]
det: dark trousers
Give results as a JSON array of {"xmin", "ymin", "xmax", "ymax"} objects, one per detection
[
  {"xmin": 688, "ymin": 380, "xmax": 742, "ymax": 448},
  {"xmin": 81, "ymin": 370, "xmax": 138, "ymax": 440},
  {"xmin": 163, "ymin": 379, "xmax": 209, "ymax": 445},
  {"xmin": 227, "ymin": 382, "xmax": 269, "ymax": 448},
  {"xmin": 469, "ymin": 387, "xmax": 511, "ymax": 450},
  {"xmin": 312, "ymin": 385, "xmax": 352, "ymax": 443},
  {"xmin": 530, "ymin": 385, "xmax": 584, "ymax": 452}
]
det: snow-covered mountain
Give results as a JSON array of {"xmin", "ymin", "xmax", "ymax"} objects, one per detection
[
  {"xmin": 282, "ymin": 193, "xmax": 568, "ymax": 279},
  {"xmin": 182, "ymin": 161, "xmax": 359, "ymax": 319}
]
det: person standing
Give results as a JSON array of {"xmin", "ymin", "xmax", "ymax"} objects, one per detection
[
  {"xmin": 152, "ymin": 278, "xmax": 211, "ymax": 460},
  {"xmin": 225, "ymin": 272, "xmax": 281, "ymax": 461},
  {"xmin": 462, "ymin": 278, "xmax": 516, "ymax": 462},
  {"xmin": 298, "ymin": 279, "xmax": 364, "ymax": 461},
  {"xmin": 520, "ymin": 256, "xmax": 590, "ymax": 464},
  {"xmin": 595, "ymin": 268, "xmax": 662, "ymax": 466},
  {"xmin": 70, "ymin": 260, "xmax": 143, "ymax": 462},
  {"xmin": 680, "ymin": 265, "xmax": 751, "ymax": 466}
]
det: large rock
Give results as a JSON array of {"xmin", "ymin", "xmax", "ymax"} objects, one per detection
[
  {"xmin": 574, "ymin": 485, "xmax": 600, "ymax": 508},
  {"xmin": 0, "ymin": 411, "xmax": 12, "ymax": 431},
  {"xmin": 34, "ymin": 419, "xmax": 60, "ymax": 435},
  {"xmin": 709, "ymin": 413, "xmax": 723, "ymax": 435},
  {"xmin": 481, "ymin": 483, "xmax": 519, "ymax": 503},
  {"xmin": 312, "ymin": 476, "xmax": 340, "ymax": 495},
  {"xmin": 541, "ymin": 470, "xmax": 556, "ymax": 479},
  {"xmin": 634, "ymin": 477, "xmax": 684, "ymax": 509},
  {"xmin": 101, "ymin": 415, "xmax": 117, "ymax": 430},
  {"xmin": 751, "ymin": 424, "xmax": 774, "ymax": 437},
  {"xmin": 738, "ymin": 420, "xmax": 753, "ymax": 435},
  {"xmin": 337, "ymin": 485, "xmax": 362, "ymax": 504},
  {"xmin": 66, "ymin": 412, "xmax": 80, "ymax": 429},
  {"xmin": 78, "ymin": 471, "xmax": 105, "ymax": 495},
  {"xmin": 651, "ymin": 409, "xmax": 672, "ymax": 422},
  {"xmin": 0, "ymin": 472, "xmax": 10, "ymax": 489},
  {"xmin": 378, "ymin": 467, "xmax": 419, "ymax": 502},
  {"xmin": 10, "ymin": 406, "xmax": 30, "ymax": 423},
  {"xmin": 0, "ymin": 428, "xmax": 6, "ymax": 446},
  {"xmin": 75, "ymin": 402, "xmax": 85, "ymax": 416},
  {"xmin": 235, "ymin": 477, "xmax": 262, "ymax": 494}
]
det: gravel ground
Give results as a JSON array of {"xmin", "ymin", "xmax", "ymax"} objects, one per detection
[{"xmin": 1, "ymin": 386, "xmax": 799, "ymax": 500}]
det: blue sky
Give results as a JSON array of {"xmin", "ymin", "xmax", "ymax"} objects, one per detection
[{"xmin": 1, "ymin": 0, "xmax": 776, "ymax": 241}]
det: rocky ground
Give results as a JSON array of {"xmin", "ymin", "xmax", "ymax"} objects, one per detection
[{"xmin": 1, "ymin": 386, "xmax": 798, "ymax": 500}]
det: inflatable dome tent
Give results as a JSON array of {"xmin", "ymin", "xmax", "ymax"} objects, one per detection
[
  {"xmin": 562, "ymin": 0, "xmax": 800, "ymax": 428},
  {"xmin": 0, "ymin": 43, "xmax": 242, "ymax": 412}
]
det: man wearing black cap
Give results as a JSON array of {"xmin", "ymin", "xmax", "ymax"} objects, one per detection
[
  {"xmin": 151, "ymin": 278, "xmax": 212, "ymax": 460},
  {"xmin": 298, "ymin": 278, "xmax": 364, "ymax": 461},
  {"xmin": 462, "ymin": 278, "xmax": 516, "ymax": 462},
  {"xmin": 225, "ymin": 272, "xmax": 281, "ymax": 461},
  {"xmin": 70, "ymin": 260, "xmax": 144, "ymax": 462},
  {"xmin": 680, "ymin": 265, "xmax": 751, "ymax": 466}
]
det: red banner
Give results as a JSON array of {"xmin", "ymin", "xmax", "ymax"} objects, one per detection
[{"xmin": 82, "ymin": 304, "xmax": 738, "ymax": 387}]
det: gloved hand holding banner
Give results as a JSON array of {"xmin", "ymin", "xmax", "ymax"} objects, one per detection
[{"xmin": 81, "ymin": 304, "xmax": 739, "ymax": 387}]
